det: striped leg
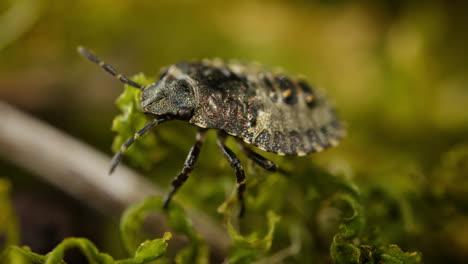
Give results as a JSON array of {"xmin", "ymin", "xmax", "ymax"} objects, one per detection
[
  {"xmin": 163, "ymin": 129, "xmax": 207, "ymax": 209},
  {"xmin": 77, "ymin": 46, "xmax": 144, "ymax": 89},
  {"xmin": 217, "ymin": 132, "xmax": 247, "ymax": 217},
  {"xmin": 109, "ymin": 117, "xmax": 171, "ymax": 174},
  {"xmin": 237, "ymin": 139, "xmax": 290, "ymax": 176}
]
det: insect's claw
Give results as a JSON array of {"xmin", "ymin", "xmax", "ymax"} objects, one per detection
[
  {"xmin": 162, "ymin": 198, "xmax": 170, "ymax": 210},
  {"xmin": 109, "ymin": 152, "xmax": 122, "ymax": 174},
  {"xmin": 239, "ymin": 204, "xmax": 245, "ymax": 218}
]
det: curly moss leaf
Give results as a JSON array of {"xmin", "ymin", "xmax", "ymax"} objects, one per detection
[
  {"xmin": 11, "ymin": 234, "xmax": 170, "ymax": 264},
  {"xmin": 329, "ymin": 184, "xmax": 365, "ymax": 264},
  {"xmin": 329, "ymin": 187, "xmax": 422, "ymax": 264},
  {"xmin": 376, "ymin": 245, "xmax": 422, "ymax": 264},
  {"xmin": 116, "ymin": 232, "xmax": 171, "ymax": 264},
  {"xmin": 112, "ymin": 74, "xmax": 166, "ymax": 170},
  {"xmin": 313, "ymin": 166, "xmax": 423, "ymax": 264},
  {"xmin": 6, "ymin": 246, "xmax": 50, "ymax": 264},
  {"xmin": 330, "ymin": 235, "xmax": 361, "ymax": 264},
  {"xmin": 0, "ymin": 179, "xmax": 20, "ymax": 255},
  {"xmin": 333, "ymin": 193, "xmax": 365, "ymax": 239},
  {"xmin": 300, "ymin": 167, "xmax": 365, "ymax": 237},
  {"xmin": 133, "ymin": 232, "xmax": 171, "ymax": 259},
  {"xmin": 43, "ymin": 238, "xmax": 114, "ymax": 264},
  {"xmin": 227, "ymin": 211, "xmax": 281, "ymax": 264},
  {"xmin": 120, "ymin": 196, "xmax": 208, "ymax": 264}
]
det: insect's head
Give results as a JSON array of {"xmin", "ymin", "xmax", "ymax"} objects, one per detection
[
  {"xmin": 141, "ymin": 67, "xmax": 196, "ymax": 120},
  {"xmin": 76, "ymin": 47, "xmax": 197, "ymax": 120}
]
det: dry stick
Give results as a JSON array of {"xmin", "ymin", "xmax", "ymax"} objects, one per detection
[{"xmin": 0, "ymin": 101, "xmax": 229, "ymax": 255}]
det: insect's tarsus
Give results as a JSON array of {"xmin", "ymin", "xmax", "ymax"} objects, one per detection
[
  {"xmin": 77, "ymin": 46, "xmax": 145, "ymax": 90},
  {"xmin": 109, "ymin": 116, "xmax": 171, "ymax": 174}
]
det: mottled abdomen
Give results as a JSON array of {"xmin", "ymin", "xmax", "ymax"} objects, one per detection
[
  {"xmin": 235, "ymin": 72, "xmax": 345, "ymax": 156},
  {"xmin": 171, "ymin": 59, "xmax": 345, "ymax": 156}
]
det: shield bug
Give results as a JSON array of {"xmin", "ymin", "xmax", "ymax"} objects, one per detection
[{"xmin": 78, "ymin": 47, "xmax": 345, "ymax": 216}]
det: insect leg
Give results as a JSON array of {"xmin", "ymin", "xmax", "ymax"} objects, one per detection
[
  {"xmin": 236, "ymin": 139, "xmax": 290, "ymax": 176},
  {"xmin": 109, "ymin": 117, "xmax": 171, "ymax": 174},
  {"xmin": 217, "ymin": 132, "xmax": 247, "ymax": 217},
  {"xmin": 163, "ymin": 129, "xmax": 207, "ymax": 209},
  {"xmin": 77, "ymin": 46, "xmax": 145, "ymax": 90}
]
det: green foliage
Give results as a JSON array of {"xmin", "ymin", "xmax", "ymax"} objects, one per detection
[
  {"xmin": 121, "ymin": 232, "xmax": 172, "ymax": 264},
  {"xmin": 0, "ymin": 179, "xmax": 19, "ymax": 242},
  {"xmin": 111, "ymin": 74, "xmax": 166, "ymax": 170},
  {"xmin": 293, "ymin": 166, "xmax": 421, "ymax": 264},
  {"xmin": 120, "ymin": 196, "xmax": 208, "ymax": 264},
  {"xmin": 9, "ymin": 246, "xmax": 52, "ymax": 264},
  {"xmin": 2, "ymin": 1, "xmax": 468, "ymax": 263},
  {"xmin": 15, "ymin": 71, "xmax": 468, "ymax": 263},
  {"xmin": 1, "ymin": 178, "xmax": 212, "ymax": 264},
  {"xmin": 10, "ymin": 234, "xmax": 171, "ymax": 264},
  {"xmin": 4, "ymin": 141, "xmax": 466, "ymax": 264},
  {"xmin": 331, "ymin": 237, "xmax": 422, "ymax": 264},
  {"xmin": 6, "ymin": 200, "xmax": 173, "ymax": 264},
  {"xmin": 226, "ymin": 211, "xmax": 281, "ymax": 264},
  {"xmin": 0, "ymin": 164, "xmax": 425, "ymax": 264},
  {"xmin": 0, "ymin": 178, "xmax": 20, "ymax": 261},
  {"xmin": 39, "ymin": 238, "xmax": 114, "ymax": 264}
]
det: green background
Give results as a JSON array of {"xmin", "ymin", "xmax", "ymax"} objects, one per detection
[{"xmin": 1, "ymin": 0, "xmax": 467, "ymax": 263}]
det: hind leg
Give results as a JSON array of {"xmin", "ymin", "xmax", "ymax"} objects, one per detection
[{"xmin": 237, "ymin": 139, "xmax": 290, "ymax": 176}]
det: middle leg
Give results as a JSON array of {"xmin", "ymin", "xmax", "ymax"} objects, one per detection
[
  {"xmin": 217, "ymin": 132, "xmax": 247, "ymax": 217},
  {"xmin": 163, "ymin": 129, "xmax": 207, "ymax": 209}
]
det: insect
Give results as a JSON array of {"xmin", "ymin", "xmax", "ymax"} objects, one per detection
[{"xmin": 77, "ymin": 46, "xmax": 345, "ymax": 216}]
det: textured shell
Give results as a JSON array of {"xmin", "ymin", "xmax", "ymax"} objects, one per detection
[{"xmin": 161, "ymin": 59, "xmax": 345, "ymax": 156}]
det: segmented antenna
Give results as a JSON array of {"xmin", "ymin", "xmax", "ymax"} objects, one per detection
[{"xmin": 77, "ymin": 46, "xmax": 144, "ymax": 89}]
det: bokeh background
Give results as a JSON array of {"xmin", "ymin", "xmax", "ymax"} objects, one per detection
[{"xmin": 1, "ymin": 0, "xmax": 468, "ymax": 263}]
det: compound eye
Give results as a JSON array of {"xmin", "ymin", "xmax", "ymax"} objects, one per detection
[{"xmin": 177, "ymin": 79, "xmax": 192, "ymax": 93}]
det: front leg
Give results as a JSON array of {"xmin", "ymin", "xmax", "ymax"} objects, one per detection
[
  {"xmin": 163, "ymin": 129, "xmax": 207, "ymax": 209},
  {"xmin": 217, "ymin": 132, "xmax": 247, "ymax": 217},
  {"xmin": 110, "ymin": 116, "xmax": 171, "ymax": 174}
]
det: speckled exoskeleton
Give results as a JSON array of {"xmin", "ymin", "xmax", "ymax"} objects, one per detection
[{"xmin": 78, "ymin": 46, "xmax": 345, "ymax": 216}]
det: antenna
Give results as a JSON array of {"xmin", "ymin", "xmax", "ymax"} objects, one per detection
[{"xmin": 77, "ymin": 46, "xmax": 144, "ymax": 89}]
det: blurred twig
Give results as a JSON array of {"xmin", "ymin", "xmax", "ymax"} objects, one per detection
[{"xmin": 0, "ymin": 101, "xmax": 229, "ymax": 256}]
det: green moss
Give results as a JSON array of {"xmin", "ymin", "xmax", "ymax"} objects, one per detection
[
  {"xmin": 0, "ymin": 179, "xmax": 20, "ymax": 261},
  {"xmin": 111, "ymin": 74, "xmax": 166, "ymax": 170}
]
